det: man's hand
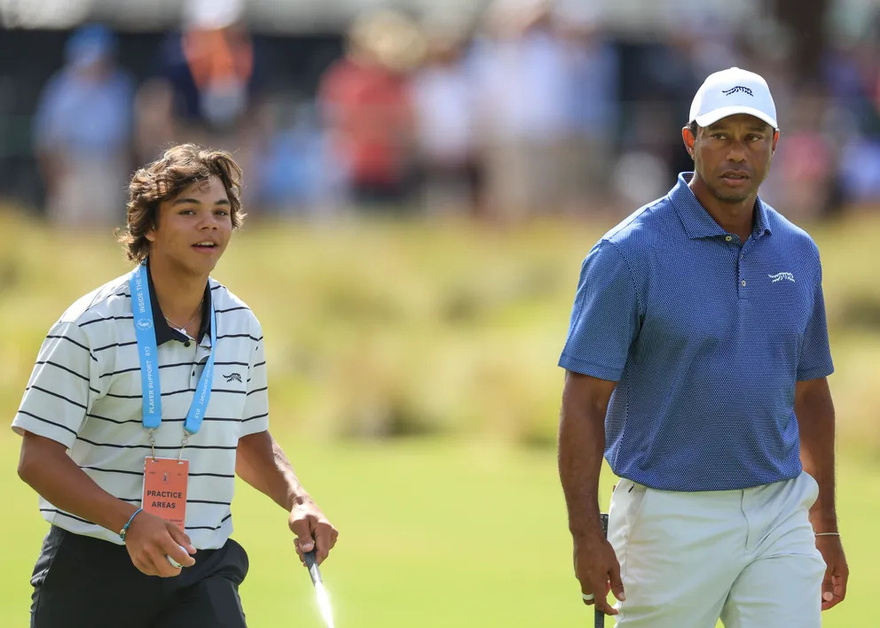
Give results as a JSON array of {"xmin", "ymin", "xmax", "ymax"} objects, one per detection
[
  {"xmin": 124, "ymin": 510, "xmax": 196, "ymax": 577},
  {"xmin": 816, "ymin": 535, "xmax": 848, "ymax": 610},
  {"xmin": 574, "ymin": 532, "xmax": 625, "ymax": 616},
  {"xmin": 289, "ymin": 495, "xmax": 338, "ymax": 566}
]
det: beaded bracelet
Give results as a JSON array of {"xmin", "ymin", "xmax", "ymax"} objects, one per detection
[{"xmin": 119, "ymin": 507, "xmax": 143, "ymax": 541}]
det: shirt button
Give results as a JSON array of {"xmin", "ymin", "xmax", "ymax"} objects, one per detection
[
  {"xmin": 184, "ymin": 341, "xmax": 191, "ymax": 348},
  {"xmin": 741, "ymin": 280, "xmax": 747, "ymax": 287},
  {"xmin": 725, "ymin": 236, "xmax": 732, "ymax": 242}
]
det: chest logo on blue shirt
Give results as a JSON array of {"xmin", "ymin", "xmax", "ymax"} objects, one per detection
[{"xmin": 768, "ymin": 272, "xmax": 795, "ymax": 283}]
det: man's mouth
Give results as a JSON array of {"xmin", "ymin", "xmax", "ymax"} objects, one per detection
[
  {"xmin": 193, "ymin": 241, "xmax": 218, "ymax": 249},
  {"xmin": 720, "ymin": 171, "xmax": 750, "ymax": 182}
]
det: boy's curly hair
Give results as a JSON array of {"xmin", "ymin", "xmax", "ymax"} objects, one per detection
[{"xmin": 117, "ymin": 144, "xmax": 245, "ymax": 263}]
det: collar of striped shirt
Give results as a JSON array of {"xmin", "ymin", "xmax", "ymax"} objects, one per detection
[{"xmin": 145, "ymin": 258, "xmax": 212, "ymax": 345}]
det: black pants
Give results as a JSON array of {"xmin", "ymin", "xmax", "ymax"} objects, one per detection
[{"xmin": 30, "ymin": 527, "xmax": 249, "ymax": 628}]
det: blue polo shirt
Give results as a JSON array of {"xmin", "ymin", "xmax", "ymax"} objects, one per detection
[{"xmin": 560, "ymin": 172, "xmax": 834, "ymax": 491}]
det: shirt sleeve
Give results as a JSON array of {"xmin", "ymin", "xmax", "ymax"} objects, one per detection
[
  {"xmin": 12, "ymin": 320, "xmax": 93, "ymax": 448},
  {"xmin": 796, "ymin": 262, "xmax": 834, "ymax": 381},
  {"xmin": 240, "ymin": 324, "xmax": 270, "ymax": 437},
  {"xmin": 559, "ymin": 240, "xmax": 641, "ymax": 381}
]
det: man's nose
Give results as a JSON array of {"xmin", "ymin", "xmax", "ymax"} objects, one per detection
[{"xmin": 726, "ymin": 140, "xmax": 748, "ymax": 162}]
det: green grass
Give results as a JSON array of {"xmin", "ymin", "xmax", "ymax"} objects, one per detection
[
  {"xmin": 1, "ymin": 209, "xmax": 879, "ymax": 626},
  {"xmin": 2, "ymin": 436, "xmax": 877, "ymax": 627}
]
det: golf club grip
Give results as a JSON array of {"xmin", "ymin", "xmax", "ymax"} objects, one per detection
[
  {"xmin": 595, "ymin": 513, "xmax": 609, "ymax": 628},
  {"xmin": 303, "ymin": 549, "xmax": 323, "ymax": 585}
]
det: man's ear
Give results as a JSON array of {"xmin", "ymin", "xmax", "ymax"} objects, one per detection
[
  {"xmin": 771, "ymin": 129, "xmax": 780, "ymax": 153},
  {"xmin": 682, "ymin": 126, "xmax": 696, "ymax": 160}
]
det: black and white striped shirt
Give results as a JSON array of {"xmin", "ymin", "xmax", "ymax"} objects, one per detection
[{"xmin": 12, "ymin": 269, "xmax": 270, "ymax": 549}]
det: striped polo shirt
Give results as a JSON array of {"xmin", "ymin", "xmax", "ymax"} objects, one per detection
[
  {"xmin": 560, "ymin": 172, "xmax": 834, "ymax": 492},
  {"xmin": 12, "ymin": 265, "xmax": 269, "ymax": 548}
]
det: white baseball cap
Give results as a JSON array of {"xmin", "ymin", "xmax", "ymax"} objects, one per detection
[{"xmin": 689, "ymin": 67, "xmax": 778, "ymax": 129}]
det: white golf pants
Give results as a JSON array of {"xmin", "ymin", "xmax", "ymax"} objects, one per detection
[{"xmin": 607, "ymin": 471, "xmax": 826, "ymax": 628}]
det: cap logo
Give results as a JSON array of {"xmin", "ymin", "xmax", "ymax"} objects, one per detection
[{"xmin": 722, "ymin": 86, "xmax": 753, "ymax": 97}]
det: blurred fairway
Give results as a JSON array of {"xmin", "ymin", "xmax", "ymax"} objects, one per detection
[{"xmin": 1, "ymin": 209, "xmax": 878, "ymax": 626}]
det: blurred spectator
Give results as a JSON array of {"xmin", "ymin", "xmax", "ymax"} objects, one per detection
[
  {"xmin": 471, "ymin": 0, "xmax": 576, "ymax": 221},
  {"xmin": 133, "ymin": 78, "xmax": 177, "ymax": 166},
  {"xmin": 317, "ymin": 10, "xmax": 424, "ymax": 210},
  {"xmin": 555, "ymin": 10, "xmax": 620, "ymax": 211},
  {"xmin": 33, "ymin": 24, "xmax": 134, "ymax": 228},
  {"xmin": 822, "ymin": 35, "xmax": 880, "ymax": 207},
  {"xmin": 250, "ymin": 96, "xmax": 343, "ymax": 217},
  {"xmin": 765, "ymin": 87, "xmax": 835, "ymax": 220},
  {"xmin": 132, "ymin": 0, "xmax": 264, "ymax": 209},
  {"xmin": 161, "ymin": 0, "xmax": 257, "ymax": 143},
  {"xmin": 611, "ymin": 35, "xmax": 702, "ymax": 207},
  {"xmin": 411, "ymin": 28, "xmax": 482, "ymax": 215},
  {"xmin": 838, "ymin": 136, "xmax": 880, "ymax": 206}
]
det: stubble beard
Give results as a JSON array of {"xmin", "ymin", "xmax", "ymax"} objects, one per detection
[{"xmin": 710, "ymin": 185, "xmax": 751, "ymax": 204}]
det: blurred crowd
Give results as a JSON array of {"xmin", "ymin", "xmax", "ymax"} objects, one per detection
[{"xmin": 22, "ymin": 0, "xmax": 880, "ymax": 228}]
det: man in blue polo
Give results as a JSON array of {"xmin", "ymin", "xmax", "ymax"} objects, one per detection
[{"xmin": 557, "ymin": 67, "xmax": 849, "ymax": 627}]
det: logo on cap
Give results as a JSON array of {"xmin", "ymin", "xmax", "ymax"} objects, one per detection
[{"xmin": 722, "ymin": 86, "xmax": 754, "ymax": 97}]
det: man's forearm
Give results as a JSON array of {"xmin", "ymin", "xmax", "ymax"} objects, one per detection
[
  {"xmin": 796, "ymin": 377, "xmax": 838, "ymax": 531},
  {"xmin": 558, "ymin": 393, "xmax": 608, "ymax": 540}
]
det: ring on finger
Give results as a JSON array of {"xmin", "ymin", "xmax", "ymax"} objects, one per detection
[{"xmin": 582, "ymin": 592, "xmax": 595, "ymax": 602}]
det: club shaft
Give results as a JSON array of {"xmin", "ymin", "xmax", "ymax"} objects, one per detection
[
  {"xmin": 595, "ymin": 513, "xmax": 609, "ymax": 628},
  {"xmin": 302, "ymin": 549, "xmax": 335, "ymax": 628},
  {"xmin": 304, "ymin": 549, "xmax": 322, "ymax": 585}
]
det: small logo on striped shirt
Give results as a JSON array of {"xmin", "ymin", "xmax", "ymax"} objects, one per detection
[
  {"xmin": 768, "ymin": 272, "xmax": 795, "ymax": 283},
  {"xmin": 223, "ymin": 372, "xmax": 242, "ymax": 383}
]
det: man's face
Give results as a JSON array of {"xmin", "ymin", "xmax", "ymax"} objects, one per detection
[
  {"xmin": 145, "ymin": 175, "xmax": 232, "ymax": 276},
  {"xmin": 684, "ymin": 114, "xmax": 779, "ymax": 204}
]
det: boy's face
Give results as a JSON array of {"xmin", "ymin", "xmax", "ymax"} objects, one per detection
[{"xmin": 145, "ymin": 175, "xmax": 232, "ymax": 277}]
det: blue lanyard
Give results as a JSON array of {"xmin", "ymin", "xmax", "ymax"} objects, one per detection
[{"xmin": 130, "ymin": 263, "xmax": 216, "ymax": 435}]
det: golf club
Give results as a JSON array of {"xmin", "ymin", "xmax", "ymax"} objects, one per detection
[
  {"xmin": 304, "ymin": 549, "xmax": 335, "ymax": 628},
  {"xmin": 595, "ymin": 513, "xmax": 609, "ymax": 628}
]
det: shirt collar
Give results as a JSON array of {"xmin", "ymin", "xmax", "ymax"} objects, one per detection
[
  {"xmin": 670, "ymin": 172, "xmax": 773, "ymax": 240},
  {"xmin": 146, "ymin": 258, "xmax": 212, "ymax": 346}
]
